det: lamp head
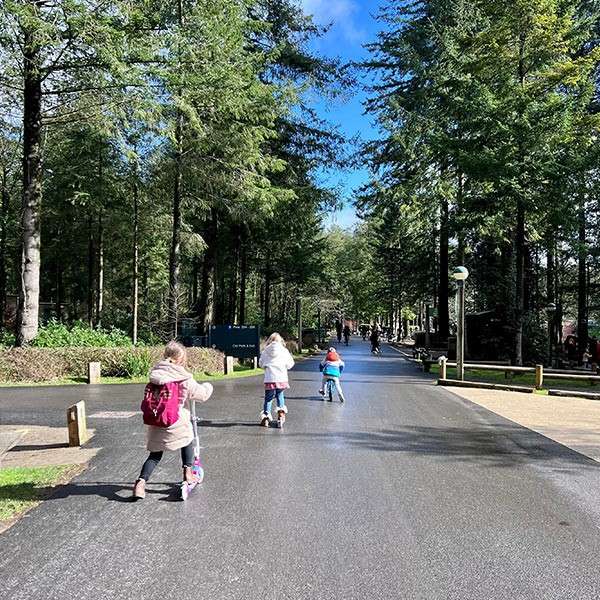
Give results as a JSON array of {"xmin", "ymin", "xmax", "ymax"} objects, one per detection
[
  {"xmin": 546, "ymin": 302, "xmax": 556, "ymax": 314},
  {"xmin": 452, "ymin": 266, "xmax": 469, "ymax": 281}
]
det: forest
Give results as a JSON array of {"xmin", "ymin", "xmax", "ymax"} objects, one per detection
[{"xmin": 1, "ymin": 0, "xmax": 600, "ymax": 367}]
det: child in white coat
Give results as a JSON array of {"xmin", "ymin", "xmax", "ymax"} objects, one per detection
[{"xmin": 259, "ymin": 332, "xmax": 295, "ymax": 426}]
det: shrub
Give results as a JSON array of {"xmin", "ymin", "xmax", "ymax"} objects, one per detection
[
  {"xmin": 32, "ymin": 320, "xmax": 132, "ymax": 348},
  {"xmin": 0, "ymin": 346, "xmax": 225, "ymax": 383},
  {"xmin": 117, "ymin": 349, "xmax": 153, "ymax": 378},
  {"xmin": 0, "ymin": 330, "xmax": 15, "ymax": 348}
]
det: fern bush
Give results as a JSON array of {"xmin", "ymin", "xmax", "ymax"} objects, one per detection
[{"xmin": 31, "ymin": 320, "xmax": 132, "ymax": 348}]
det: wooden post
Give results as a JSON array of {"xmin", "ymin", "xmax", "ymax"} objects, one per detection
[
  {"xmin": 224, "ymin": 355, "xmax": 234, "ymax": 375},
  {"xmin": 535, "ymin": 364, "xmax": 544, "ymax": 390},
  {"xmin": 67, "ymin": 401, "xmax": 88, "ymax": 447},
  {"xmin": 87, "ymin": 362, "xmax": 101, "ymax": 384},
  {"xmin": 439, "ymin": 356, "xmax": 447, "ymax": 380}
]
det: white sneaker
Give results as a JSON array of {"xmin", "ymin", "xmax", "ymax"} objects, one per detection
[{"xmin": 260, "ymin": 412, "xmax": 272, "ymax": 427}]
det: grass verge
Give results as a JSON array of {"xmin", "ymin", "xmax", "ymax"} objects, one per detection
[{"xmin": 0, "ymin": 465, "xmax": 81, "ymax": 528}]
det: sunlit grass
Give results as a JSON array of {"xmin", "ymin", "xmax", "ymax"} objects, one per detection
[{"xmin": 0, "ymin": 465, "xmax": 79, "ymax": 523}]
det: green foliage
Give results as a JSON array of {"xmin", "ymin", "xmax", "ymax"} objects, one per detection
[
  {"xmin": 522, "ymin": 316, "xmax": 551, "ymax": 365},
  {"xmin": 358, "ymin": 0, "xmax": 600, "ymax": 361},
  {"xmin": 117, "ymin": 348, "xmax": 152, "ymax": 378},
  {"xmin": 0, "ymin": 466, "xmax": 74, "ymax": 522},
  {"xmin": 0, "ymin": 331, "xmax": 15, "ymax": 348},
  {"xmin": 31, "ymin": 321, "xmax": 132, "ymax": 348}
]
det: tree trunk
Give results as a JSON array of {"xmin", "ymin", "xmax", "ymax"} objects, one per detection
[
  {"xmin": 168, "ymin": 114, "xmax": 183, "ymax": 337},
  {"xmin": 238, "ymin": 236, "xmax": 248, "ymax": 325},
  {"xmin": 514, "ymin": 28, "xmax": 527, "ymax": 366},
  {"xmin": 87, "ymin": 214, "xmax": 95, "ymax": 327},
  {"xmin": 577, "ymin": 199, "xmax": 588, "ymax": 363},
  {"xmin": 95, "ymin": 212, "xmax": 104, "ymax": 328},
  {"xmin": 456, "ymin": 168, "xmax": 465, "ymax": 265},
  {"xmin": 214, "ymin": 251, "xmax": 226, "ymax": 325},
  {"xmin": 0, "ymin": 167, "xmax": 9, "ymax": 329},
  {"xmin": 514, "ymin": 199, "xmax": 525, "ymax": 365},
  {"xmin": 169, "ymin": 0, "xmax": 185, "ymax": 338},
  {"xmin": 227, "ymin": 232, "xmax": 240, "ymax": 325},
  {"xmin": 132, "ymin": 173, "xmax": 139, "ymax": 345},
  {"xmin": 55, "ymin": 260, "xmax": 63, "ymax": 321},
  {"xmin": 523, "ymin": 244, "xmax": 532, "ymax": 314},
  {"xmin": 438, "ymin": 195, "xmax": 450, "ymax": 341},
  {"xmin": 95, "ymin": 148, "xmax": 104, "ymax": 328},
  {"xmin": 197, "ymin": 210, "xmax": 217, "ymax": 333},
  {"xmin": 16, "ymin": 27, "xmax": 43, "ymax": 346},
  {"xmin": 546, "ymin": 231, "xmax": 555, "ymax": 305},
  {"xmin": 192, "ymin": 258, "xmax": 199, "ymax": 309},
  {"xmin": 264, "ymin": 265, "xmax": 272, "ymax": 329}
]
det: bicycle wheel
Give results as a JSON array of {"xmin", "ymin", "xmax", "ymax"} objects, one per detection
[{"xmin": 327, "ymin": 380, "xmax": 333, "ymax": 402}]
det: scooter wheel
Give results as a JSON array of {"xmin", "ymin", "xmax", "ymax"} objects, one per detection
[
  {"xmin": 195, "ymin": 467, "xmax": 205, "ymax": 484},
  {"xmin": 180, "ymin": 483, "xmax": 189, "ymax": 501}
]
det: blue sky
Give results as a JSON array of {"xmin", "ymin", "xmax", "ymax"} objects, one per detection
[{"xmin": 299, "ymin": 0, "xmax": 388, "ymax": 229}]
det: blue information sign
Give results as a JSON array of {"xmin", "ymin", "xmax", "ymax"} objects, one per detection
[{"xmin": 209, "ymin": 325, "xmax": 260, "ymax": 359}]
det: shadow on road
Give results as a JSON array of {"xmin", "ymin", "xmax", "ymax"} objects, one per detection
[
  {"xmin": 17, "ymin": 481, "xmax": 178, "ymax": 503},
  {"xmin": 198, "ymin": 419, "xmax": 261, "ymax": 428},
  {"xmin": 10, "ymin": 443, "xmax": 69, "ymax": 452},
  {"xmin": 288, "ymin": 425, "xmax": 600, "ymax": 469}
]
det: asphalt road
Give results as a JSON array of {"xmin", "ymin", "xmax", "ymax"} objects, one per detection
[{"xmin": 2, "ymin": 339, "xmax": 600, "ymax": 599}]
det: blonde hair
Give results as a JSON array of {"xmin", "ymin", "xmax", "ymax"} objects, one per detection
[
  {"xmin": 266, "ymin": 332, "xmax": 284, "ymax": 346},
  {"xmin": 164, "ymin": 340, "xmax": 187, "ymax": 364}
]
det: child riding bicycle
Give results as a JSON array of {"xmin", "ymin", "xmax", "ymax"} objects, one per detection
[{"xmin": 319, "ymin": 348, "xmax": 346, "ymax": 402}]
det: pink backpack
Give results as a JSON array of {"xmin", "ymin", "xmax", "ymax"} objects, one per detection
[{"xmin": 141, "ymin": 381, "xmax": 182, "ymax": 427}]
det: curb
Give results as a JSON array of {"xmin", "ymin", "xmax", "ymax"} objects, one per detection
[
  {"xmin": 548, "ymin": 389, "xmax": 600, "ymax": 401},
  {"xmin": 438, "ymin": 379, "xmax": 534, "ymax": 394}
]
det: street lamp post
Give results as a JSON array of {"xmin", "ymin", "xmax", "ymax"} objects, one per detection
[
  {"xmin": 546, "ymin": 303, "xmax": 556, "ymax": 367},
  {"xmin": 452, "ymin": 266, "xmax": 469, "ymax": 381}
]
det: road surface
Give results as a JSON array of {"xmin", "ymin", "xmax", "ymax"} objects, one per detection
[{"xmin": 2, "ymin": 339, "xmax": 600, "ymax": 599}]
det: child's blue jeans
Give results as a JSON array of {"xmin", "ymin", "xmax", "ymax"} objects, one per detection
[{"xmin": 263, "ymin": 388, "xmax": 285, "ymax": 415}]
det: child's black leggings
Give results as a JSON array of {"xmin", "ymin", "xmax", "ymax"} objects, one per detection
[{"xmin": 139, "ymin": 442, "xmax": 194, "ymax": 481}]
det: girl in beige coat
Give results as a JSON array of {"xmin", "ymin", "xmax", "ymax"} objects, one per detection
[{"xmin": 133, "ymin": 341, "xmax": 214, "ymax": 499}]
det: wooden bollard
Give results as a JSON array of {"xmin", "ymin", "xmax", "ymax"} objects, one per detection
[
  {"xmin": 224, "ymin": 356, "xmax": 234, "ymax": 375},
  {"xmin": 252, "ymin": 356, "xmax": 258, "ymax": 369},
  {"xmin": 88, "ymin": 362, "xmax": 101, "ymax": 384},
  {"xmin": 67, "ymin": 401, "xmax": 88, "ymax": 447},
  {"xmin": 439, "ymin": 356, "xmax": 447, "ymax": 380},
  {"xmin": 535, "ymin": 364, "xmax": 544, "ymax": 390}
]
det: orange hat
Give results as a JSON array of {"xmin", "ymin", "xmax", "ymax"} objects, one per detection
[{"xmin": 326, "ymin": 350, "xmax": 339, "ymax": 361}]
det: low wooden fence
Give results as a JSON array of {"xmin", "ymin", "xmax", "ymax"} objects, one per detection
[{"xmin": 438, "ymin": 357, "xmax": 600, "ymax": 390}]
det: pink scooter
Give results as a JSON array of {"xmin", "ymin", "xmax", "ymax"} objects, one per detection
[{"xmin": 179, "ymin": 397, "xmax": 204, "ymax": 501}]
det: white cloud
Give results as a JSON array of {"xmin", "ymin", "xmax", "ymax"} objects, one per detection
[{"xmin": 300, "ymin": 0, "xmax": 366, "ymax": 43}]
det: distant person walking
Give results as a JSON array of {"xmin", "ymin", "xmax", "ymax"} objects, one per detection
[
  {"xmin": 335, "ymin": 319, "xmax": 343, "ymax": 343},
  {"xmin": 259, "ymin": 333, "xmax": 295, "ymax": 427},
  {"xmin": 343, "ymin": 323, "xmax": 351, "ymax": 345},
  {"xmin": 370, "ymin": 328, "xmax": 381, "ymax": 354}
]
